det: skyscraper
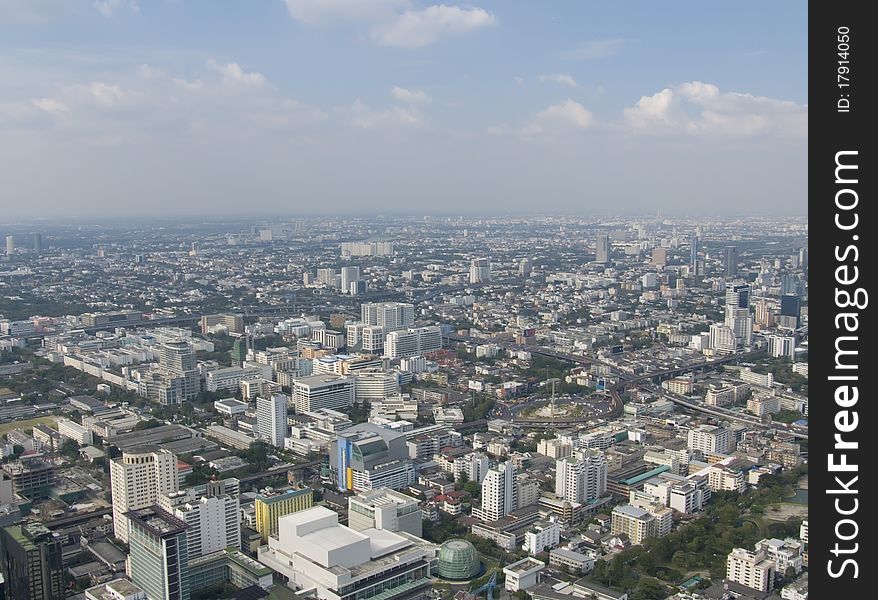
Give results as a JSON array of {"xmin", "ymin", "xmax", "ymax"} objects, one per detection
[
  {"xmin": 360, "ymin": 302, "xmax": 415, "ymax": 332},
  {"xmin": 555, "ymin": 449, "xmax": 607, "ymax": 504},
  {"xmin": 127, "ymin": 507, "xmax": 190, "ymax": 600},
  {"xmin": 595, "ymin": 235, "xmax": 610, "ymax": 265},
  {"xmin": 158, "ymin": 479, "xmax": 241, "ymax": 560},
  {"xmin": 0, "ymin": 522, "xmax": 64, "ymax": 600},
  {"xmin": 110, "ymin": 448, "xmax": 179, "ymax": 542},
  {"xmin": 725, "ymin": 283, "xmax": 751, "ymax": 309},
  {"xmin": 475, "ymin": 462, "xmax": 516, "ymax": 522},
  {"xmin": 469, "ymin": 258, "xmax": 491, "ymax": 284},
  {"xmin": 158, "ymin": 341, "xmax": 199, "ymax": 402},
  {"xmin": 724, "ymin": 246, "xmax": 739, "ymax": 277},
  {"xmin": 5, "ymin": 235, "xmax": 13, "ymax": 256},
  {"xmin": 32, "ymin": 233, "xmax": 43, "ymax": 254},
  {"xmin": 690, "ymin": 235, "xmax": 699, "ymax": 270},
  {"xmin": 340, "ymin": 266, "xmax": 361, "ymax": 294},
  {"xmin": 256, "ymin": 394, "xmax": 288, "ymax": 447},
  {"xmin": 519, "ymin": 258, "xmax": 533, "ymax": 277}
]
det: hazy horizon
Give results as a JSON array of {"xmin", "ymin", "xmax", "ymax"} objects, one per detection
[{"xmin": 1, "ymin": 1, "xmax": 807, "ymax": 219}]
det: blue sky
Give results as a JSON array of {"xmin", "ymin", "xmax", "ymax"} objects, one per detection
[{"xmin": 0, "ymin": 0, "xmax": 807, "ymax": 218}]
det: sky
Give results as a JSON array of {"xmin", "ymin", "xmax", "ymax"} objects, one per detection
[{"xmin": 0, "ymin": 0, "xmax": 808, "ymax": 219}]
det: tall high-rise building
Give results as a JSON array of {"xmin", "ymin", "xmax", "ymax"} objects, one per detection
[
  {"xmin": 724, "ymin": 246, "xmax": 739, "ymax": 277},
  {"xmin": 779, "ymin": 294, "xmax": 801, "ymax": 329},
  {"xmin": 110, "ymin": 448, "xmax": 179, "ymax": 542},
  {"xmin": 469, "ymin": 258, "xmax": 491, "ymax": 284},
  {"xmin": 725, "ymin": 284, "xmax": 750, "ymax": 309},
  {"xmin": 475, "ymin": 462, "xmax": 516, "ymax": 522},
  {"xmin": 689, "ymin": 235, "xmax": 699, "ymax": 270},
  {"xmin": 32, "ymin": 233, "xmax": 43, "ymax": 253},
  {"xmin": 725, "ymin": 306, "xmax": 753, "ymax": 348},
  {"xmin": 127, "ymin": 507, "xmax": 190, "ymax": 600},
  {"xmin": 595, "ymin": 235, "xmax": 610, "ymax": 265},
  {"xmin": 5, "ymin": 235, "xmax": 13, "ymax": 256},
  {"xmin": 256, "ymin": 394, "xmax": 288, "ymax": 447},
  {"xmin": 157, "ymin": 341, "xmax": 199, "ymax": 402},
  {"xmin": 360, "ymin": 302, "xmax": 415, "ymax": 332},
  {"xmin": 347, "ymin": 488, "xmax": 423, "ymax": 537},
  {"xmin": 340, "ymin": 266, "xmax": 361, "ymax": 295},
  {"xmin": 651, "ymin": 247, "xmax": 668, "ymax": 267},
  {"xmin": 555, "ymin": 449, "xmax": 607, "ymax": 504},
  {"xmin": 0, "ymin": 522, "xmax": 65, "ymax": 600},
  {"xmin": 519, "ymin": 258, "xmax": 533, "ymax": 277},
  {"xmin": 158, "ymin": 479, "xmax": 241, "ymax": 560}
]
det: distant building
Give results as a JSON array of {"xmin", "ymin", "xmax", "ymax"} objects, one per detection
[
  {"xmin": 724, "ymin": 246, "xmax": 739, "ymax": 277},
  {"xmin": 256, "ymin": 394, "xmax": 288, "ymax": 447},
  {"xmin": 595, "ymin": 235, "xmax": 610, "ymax": 265},
  {"xmin": 470, "ymin": 258, "xmax": 492, "ymax": 283},
  {"xmin": 347, "ymin": 488, "xmax": 422, "ymax": 537},
  {"xmin": 254, "ymin": 487, "xmax": 314, "ymax": 542},
  {"xmin": 109, "ymin": 449, "xmax": 179, "ymax": 542}
]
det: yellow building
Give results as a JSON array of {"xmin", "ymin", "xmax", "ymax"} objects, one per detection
[{"xmin": 255, "ymin": 488, "xmax": 314, "ymax": 542}]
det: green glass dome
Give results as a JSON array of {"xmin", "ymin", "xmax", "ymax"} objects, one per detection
[{"xmin": 436, "ymin": 539, "xmax": 480, "ymax": 580}]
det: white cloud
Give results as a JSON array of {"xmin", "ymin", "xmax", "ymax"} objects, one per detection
[
  {"xmin": 282, "ymin": 0, "xmax": 407, "ymax": 25},
  {"xmin": 207, "ymin": 60, "xmax": 267, "ymax": 86},
  {"xmin": 559, "ymin": 39, "xmax": 626, "ymax": 60},
  {"xmin": 371, "ymin": 4, "xmax": 495, "ymax": 48},
  {"xmin": 85, "ymin": 82, "xmax": 125, "ymax": 106},
  {"xmin": 539, "ymin": 73, "xmax": 578, "ymax": 88},
  {"xmin": 623, "ymin": 81, "xmax": 807, "ymax": 136},
  {"xmin": 519, "ymin": 99, "xmax": 593, "ymax": 136},
  {"xmin": 93, "ymin": 0, "xmax": 139, "ymax": 18},
  {"xmin": 31, "ymin": 97, "xmax": 68, "ymax": 114},
  {"xmin": 514, "ymin": 76, "xmax": 524, "ymax": 86},
  {"xmin": 345, "ymin": 100, "xmax": 420, "ymax": 128},
  {"xmin": 390, "ymin": 85, "xmax": 431, "ymax": 103}
]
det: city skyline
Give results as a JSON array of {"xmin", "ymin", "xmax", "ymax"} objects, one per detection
[{"xmin": 1, "ymin": 1, "xmax": 807, "ymax": 218}]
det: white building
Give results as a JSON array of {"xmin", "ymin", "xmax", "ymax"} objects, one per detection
[
  {"xmin": 384, "ymin": 327, "xmax": 442, "ymax": 359},
  {"xmin": 503, "ymin": 557, "xmax": 545, "ymax": 592},
  {"xmin": 347, "ymin": 488, "xmax": 422, "ymax": 537},
  {"xmin": 727, "ymin": 547, "xmax": 775, "ymax": 592},
  {"xmin": 257, "ymin": 507, "xmax": 436, "ymax": 600},
  {"xmin": 474, "ymin": 462, "xmax": 516, "ymax": 522},
  {"xmin": 353, "ymin": 370, "xmax": 400, "ymax": 403},
  {"xmin": 158, "ymin": 480, "xmax": 241, "ymax": 559},
  {"xmin": 214, "ymin": 397, "xmax": 248, "ymax": 416},
  {"xmin": 361, "ymin": 302, "xmax": 415, "ymax": 332},
  {"xmin": 256, "ymin": 394, "xmax": 288, "ymax": 447},
  {"xmin": 756, "ymin": 538, "xmax": 804, "ymax": 575},
  {"xmin": 453, "ymin": 452, "xmax": 490, "ymax": 484},
  {"xmin": 523, "ymin": 521, "xmax": 561, "ymax": 556},
  {"xmin": 555, "ymin": 449, "xmax": 607, "ymax": 504},
  {"xmin": 687, "ymin": 425, "xmax": 732, "ymax": 455},
  {"xmin": 292, "ymin": 375, "xmax": 355, "ymax": 412},
  {"xmin": 57, "ymin": 418, "xmax": 94, "ymax": 445},
  {"xmin": 109, "ymin": 449, "xmax": 179, "ymax": 542}
]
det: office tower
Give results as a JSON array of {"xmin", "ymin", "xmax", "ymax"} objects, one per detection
[
  {"xmin": 110, "ymin": 448, "xmax": 179, "ymax": 542},
  {"xmin": 340, "ymin": 266, "xmax": 361, "ymax": 294},
  {"xmin": 4, "ymin": 236, "xmax": 13, "ymax": 256},
  {"xmin": 360, "ymin": 302, "xmax": 415, "ymax": 332},
  {"xmin": 555, "ymin": 449, "xmax": 607, "ymax": 504},
  {"xmin": 158, "ymin": 341, "xmax": 199, "ymax": 402},
  {"xmin": 725, "ymin": 283, "xmax": 750, "ymax": 309},
  {"xmin": 689, "ymin": 235, "xmax": 699, "ymax": 270},
  {"xmin": 256, "ymin": 394, "xmax": 288, "ymax": 447},
  {"xmin": 469, "ymin": 258, "xmax": 491, "ymax": 283},
  {"xmin": 254, "ymin": 488, "xmax": 314, "ymax": 542},
  {"xmin": 798, "ymin": 247, "xmax": 808, "ymax": 271},
  {"xmin": 230, "ymin": 335, "xmax": 248, "ymax": 366},
  {"xmin": 725, "ymin": 306, "xmax": 753, "ymax": 347},
  {"xmin": 332, "ymin": 424, "xmax": 415, "ymax": 492},
  {"xmin": 595, "ymin": 235, "xmax": 610, "ymax": 265},
  {"xmin": 0, "ymin": 522, "xmax": 65, "ymax": 600},
  {"xmin": 158, "ymin": 480, "xmax": 241, "ymax": 559},
  {"xmin": 476, "ymin": 462, "xmax": 517, "ymax": 522},
  {"xmin": 258, "ymin": 507, "xmax": 435, "ymax": 600},
  {"xmin": 350, "ymin": 279, "xmax": 368, "ymax": 295},
  {"xmin": 780, "ymin": 274, "xmax": 803, "ymax": 297},
  {"xmin": 347, "ymin": 488, "xmax": 423, "ymax": 537},
  {"xmin": 724, "ymin": 246, "xmax": 739, "ymax": 277},
  {"xmin": 779, "ymin": 294, "xmax": 801, "ymax": 329},
  {"xmin": 651, "ymin": 247, "xmax": 668, "ymax": 267},
  {"xmin": 127, "ymin": 507, "xmax": 190, "ymax": 600},
  {"xmin": 32, "ymin": 233, "xmax": 43, "ymax": 253},
  {"xmin": 519, "ymin": 258, "xmax": 532, "ymax": 277},
  {"xmin": 292, "ymin": 375, "xmax": 355, "ymax": 412},
  {"xmin": 383, "ymin": 326, "xmax": 442, "ymax": 359}
]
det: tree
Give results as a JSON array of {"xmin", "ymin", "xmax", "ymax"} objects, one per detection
[
  {"xmin": 60, "ymin": 439, "xmax": 80, "ymax": 461},
  {"xmin": 463, "ymin": 481, "xmax": 481, "ymax": 498}
]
